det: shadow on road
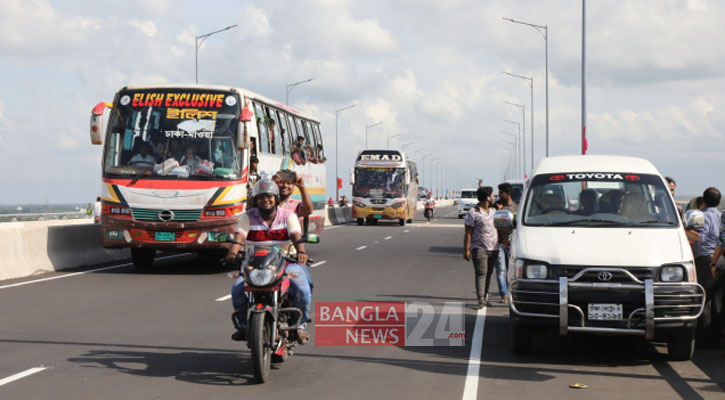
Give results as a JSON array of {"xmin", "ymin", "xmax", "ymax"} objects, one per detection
[{"xmin": 68, "ymin": 349, "xmax": 258, "ymax": 386}]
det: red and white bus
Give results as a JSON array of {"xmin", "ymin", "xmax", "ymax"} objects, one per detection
[{"xmin": 90, "ymin": 84, "xmax": 327, "ymax": 268}]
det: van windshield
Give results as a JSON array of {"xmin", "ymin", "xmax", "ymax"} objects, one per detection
[
  {"xmin": 461, "ymin": 191, "xmax": 476, "ymax": 199},
  {"xmin": 522, "ymin": 172, "xmax": 679, "ymax": 227}
]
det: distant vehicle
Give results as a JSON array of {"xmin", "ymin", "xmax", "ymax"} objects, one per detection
[
  {"xmin": 453, "ymin": 195, "xmax": 460, "ymax": 205},
  {"xmin": 351, "ymin": 149, "xmax": 417, "ymax": 226},
  {"xmin": 457, "ymin": 189, "xmax": 478, "ymax": 218},
  {"xmin": 495, "ymin": 155, "xmax": 706, "ymax": 360}
]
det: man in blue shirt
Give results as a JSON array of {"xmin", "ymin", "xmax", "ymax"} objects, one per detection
[{"xmin": 686, "ymin": 187, "xmax": 722, "ymax": 348}]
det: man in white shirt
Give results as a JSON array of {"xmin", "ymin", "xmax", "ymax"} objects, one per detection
[{"xmin": 128, "ymin": 143, "xmax": 156, "ymax": 168}]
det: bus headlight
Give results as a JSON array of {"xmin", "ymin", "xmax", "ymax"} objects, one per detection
[
  {"xmin": 353, "ymin": 201, "xmax": 366, "ymax": 209},
  {"xmin": 391, "ymin": 202, "xmax": 405, "ymax": 209},
  {"xmin": 525, "ymin": 264, "xmax": 548, "ymax": 279},
  {"xmin": 660, "ymin": 265, "xmax": 685, "ymax": 282}
]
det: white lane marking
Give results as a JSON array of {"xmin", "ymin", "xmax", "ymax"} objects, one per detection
[
  {"xmin": 311, "ymin": 261, "xmax": 327, "ymax": 268},
  {"xmin": 326, "ymin": 226, "xmax": 340, "ymax": 230},
  {"xmin": 215, "ymin": 294, "xmax": 232, "ymax": 302},
  {"xmin": 0, "ymin": 367, "xmax": 47, "ymax": 387},
  {"xmin": 356, "ymin": 246, "xmax": 367, "ymax": 250},
  {"xmin": 462, "ymin": 307, "xmax": 487, "ymax": 400},
  {"xmin": 404, "ymin": 230, "xmax": 409, "ymax": 233},
  {"xmin": 0, "ymin": 254, "xmax": 190, "ymax": 291},
  {"xmin": 384, "ymin": 236, "xmax": 392, "ymax": 240}
]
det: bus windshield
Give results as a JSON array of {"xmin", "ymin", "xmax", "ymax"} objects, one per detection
[
  {"xmin": 522, "ymin": 172, "xmax": 679, "ymax": 227},
  {"xmin": 103, "ymin": 88, "xmax": 242, "ymax": 180},
  {"xmin": 354, "ymin": 168, "xmax": 406, "ymax": 198}
]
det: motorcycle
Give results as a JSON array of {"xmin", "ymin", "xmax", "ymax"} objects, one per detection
[
  {"xmin": 226, "ymin": 234, "xmax": 319, "ymax": 383},
  {"xmin": 424, "ymin": 201, "xmax": 435, "ymax": 221}
]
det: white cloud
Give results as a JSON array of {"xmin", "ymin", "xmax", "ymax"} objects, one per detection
[{"xmin": 127, "ymin": 20, "xmax": 157, "ymax": 37}]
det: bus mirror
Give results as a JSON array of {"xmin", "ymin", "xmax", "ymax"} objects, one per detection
[
  {"xmin": 90, "ymin": 102, "xmax": 108, "ymax": 145},
  {"xmin": 236, "ymin": 121, "xmax": 249, "ymax": 150},
  {"xmin": 350, "ymin": 168, "xmax": 355, "ymax": 185}
]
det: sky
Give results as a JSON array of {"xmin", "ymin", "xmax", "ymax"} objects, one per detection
[{"xmin": 0, "ymin": 0, "xmax": 723, "ymax": 204}]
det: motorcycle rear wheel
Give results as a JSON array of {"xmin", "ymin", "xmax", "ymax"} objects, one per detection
[{"xmin": 249, "ymin": 312, "xmax": 272, "ymax": 383}]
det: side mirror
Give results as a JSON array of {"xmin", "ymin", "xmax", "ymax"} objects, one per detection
[
  {"xmin": 236, "ymin": 121, "xmax": 249, "ymax": 150},
  {"xmin": 298, "ymin": 233, "xmax": 320, "ymax": 244},
  {"xmin": 494, "ymin": 210, "xmax": 515, "ymax": 229},
  {"xmin": 349, "ymin": 168, "xmax": 355, "ymax": 185},
  {"xmin": 684, "ymin": 210, "xmax": 705, "ymax": 230},
  {"xmin": 225, "ymin": 235, "xmax": 244, "ymax": 246},
  {"xmin": 90, "ymin": 102, "xmax": 108, "ymax": 145}
]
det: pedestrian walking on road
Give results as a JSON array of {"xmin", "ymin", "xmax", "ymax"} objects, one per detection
[
  {"xmin": 686, "ymin": 187, "xmax": 723, "ymax": 348},
  {"xmin": 463, "ymin": 186, "xmax": 499, "ymax": 309},
  {"xmin": 92, "ymin": 197, "xmax": 102, "ymax": 224}
]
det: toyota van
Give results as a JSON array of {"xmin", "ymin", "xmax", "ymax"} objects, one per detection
[{"xmin": 495, "ymin": 155, "xmax": 706, "ymax": 360}]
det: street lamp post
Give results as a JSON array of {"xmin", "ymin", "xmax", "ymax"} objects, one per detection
[
  {"xmin": 504, "ymin": 119, "xmax": 522, "ymax": 177},
  {"xmin": 430, "ymin": 158, "xmax": 440, "ymax": 197},
  {"xmin": 401, "ymin": 141, "xmax": 415, "ymax": 152},
  {"xmin": 503, "ymin": 72, "xmax": 534, "ymax": 170},
  {"xmin": 500, "ymin": 131, "xmax": 518, "ymax": 178},
  {"xmin": 335, "ymin": 103, "xmax": 357, "ymax": 202},
  {"xmin": 196, "ymin": 25, "xmax": 237, "ymax": 83},
  {"xmin": 365, "ymin": 122, "xmax": 383, "ymax": 149},
  {"xmin": 503, "ymin": 16, "xmax": 549, "ymax": 157},
  {"xmin": 387, "ymin": 134, "xmax": 401, "ymax": 149},
  {"xmin": 286, "ymin": 78, "xmax": 316, "ymax": 106},
  {"xmin": 412, "ymin": 148, "xmax": 423, "ymax": 160},
  {"xmin": 503, "ymin": 101, "xmax": 526, "ymax": 175},
  {"xmin": 420, "ymin": 153, "xmax": 432, "ymax": 189}
]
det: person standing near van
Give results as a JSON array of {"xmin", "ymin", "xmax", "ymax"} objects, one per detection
[
  {"xmin": 686, "ymin": 187, "xmax": 723, "ymax": 347},
  {"xmin": 463, "ymin": 186, "xmax": 499, "ymax": 308},
  {"xmin": 495, "ymin": 183, "xmax": 518, "ymax": 304}
]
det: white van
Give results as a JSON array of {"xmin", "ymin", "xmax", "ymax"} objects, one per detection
[
  {"xmin": 458, "ymin": 189, "xmax": 478, "ymax": 218},
  {"xmin": 495, "ymin": 155, "xmax": 705, "ymax": 360}
]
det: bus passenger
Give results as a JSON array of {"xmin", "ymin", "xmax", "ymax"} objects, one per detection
[
  {"xmin": 128, "ymin": 142, "xmax": 156, "ymax": 168},
  {"xmin": 180, "ymin": 146, "xmax": 202, "ymax": 172}
]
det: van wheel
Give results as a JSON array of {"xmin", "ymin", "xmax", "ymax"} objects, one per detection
[
  {"xmin": 510, "ymin": 321, "xmax": 532, "ymax": 354},
  {"xmin": 131, "ymin": 248, "xmax": 156, "ymax": 270},
  {"xmin": 667, "ymin": 331, "xmax": 695, "ymax": 361},
  {"xmin": 458, "ymin": 214, "xmax": 463, "ymax": 219}
]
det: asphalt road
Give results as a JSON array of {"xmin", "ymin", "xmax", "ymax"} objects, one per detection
[{"xmin": 0, "ymin": 205, "xmax": 724, "ymax": 399}]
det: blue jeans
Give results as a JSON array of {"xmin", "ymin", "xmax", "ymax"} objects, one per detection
[
  {"xmin": 494, "ymin": 245, "xmax": 509, "ymax": 297},
  {"xmin": 231, "ymin": 263, "xmax": 312, "ymax": 329}
]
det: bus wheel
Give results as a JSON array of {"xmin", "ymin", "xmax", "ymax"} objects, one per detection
[
  {"xmin": 406, "ymin": 218, "xmax": 413, "ymax": 223},
  {"xmin": 357, "ymin": 218, "xmax": 364, "ymax": 226},
  {"xmin": 399, "ymin": 219, "xmax": 405, "ymax": 226},
  {"xmin": 131, "ymin": 248, "xmax": 156, "ymax": 270}
]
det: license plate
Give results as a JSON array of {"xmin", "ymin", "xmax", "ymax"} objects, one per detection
[
  {"xmin": 154, "ymin": 232, "xmax": 175, "ymax": 241},
  {"xmin": 373, "ymin": 214, "xmax": 382, "ymax": 219},
  {"xmin": 588, "ymin": 303, "xmax": 623, "ymax": 320}
]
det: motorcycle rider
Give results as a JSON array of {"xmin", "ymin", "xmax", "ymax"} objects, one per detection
[
  {"xmin": 227, "ymin": 178, "xmax": 312, "ymax": 344},
  {"xmin": 424, "ymin": 195, "xmax": 436, "ymax": 218}
]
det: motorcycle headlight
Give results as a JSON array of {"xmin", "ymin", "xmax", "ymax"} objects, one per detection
[
  {"xmin": 247, "ymin": 268, "xmax": 276, "ymax": 286},
  {"xmin": 660, "ymin": 265, "xmax": 685, "ymax": 282},
  {"xmin": 525, "ymin": 264, "xmax": 548, "ymax": 279}
]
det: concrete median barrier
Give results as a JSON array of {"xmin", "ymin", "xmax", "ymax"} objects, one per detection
[{"xmin": 0, "ymin": 220, "xmax": 129, "ymax": 281}]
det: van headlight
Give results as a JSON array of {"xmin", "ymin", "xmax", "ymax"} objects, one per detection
[
  {"xmin": 525, "ymin": 264, "xmax": 548, "ymax": 279},
  {"xmin": 660, "ymin": 265, "xmax": 685, "ymax": 282}
]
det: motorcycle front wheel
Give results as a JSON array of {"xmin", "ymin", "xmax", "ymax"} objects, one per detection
[{"xmin": 249, "ymin": 312, "xmax": 272, "ymax": 383}]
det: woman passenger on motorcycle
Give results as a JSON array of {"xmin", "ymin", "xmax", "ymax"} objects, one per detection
[{"xmin": 227, "ymin": 179, "xmax": 313, "ymax": 344}]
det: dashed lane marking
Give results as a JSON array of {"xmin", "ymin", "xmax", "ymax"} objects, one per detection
[
  {"xmin": 311, "ymin": 261, "xmax": 327, "ymax": 268},
  {"xmin": 356, "ymin": 246, "xmax": 367, "ymax": 250},
  {"xmin": 0, "ymin": 367, "xmax": 48, "ymax": 387}
]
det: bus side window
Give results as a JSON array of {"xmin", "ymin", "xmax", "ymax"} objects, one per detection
[
  {"xmin": 300, "ymin": 120, "xmax": 313, "ymax": 162},
  {"xmin": 263, "ymin": 105, "xmax": 278, "ymax": 155},
  {"xmin": 313, "ymin": 123, "xmax": 325, "ymax": 162},
  {"xmin": 253, "ymin": 102, "xmax": 270, "ymax": 154},
  {"xmin": 286, "ymin": 114, "xmax": 298, "ymax": 156},
  {"xmin": 274, "ymin": 109, "xmax": 287, "ymax": 156}
]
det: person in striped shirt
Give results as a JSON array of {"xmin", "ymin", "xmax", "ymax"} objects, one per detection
[{"xmin": 228, "ymin": 178, "xmax": 312, "ymax": 344}]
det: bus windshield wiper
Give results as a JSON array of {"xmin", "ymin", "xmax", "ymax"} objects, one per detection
[{"xmin": 130, "ymin": 166, "xmax": 154, "ymax": 185}]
